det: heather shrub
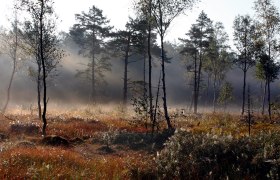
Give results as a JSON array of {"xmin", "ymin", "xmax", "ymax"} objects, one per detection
[
  {"xmin": 156, "ymin": 129, "xmax": 280, "ymax": 179},
  {"xmin": 10, "ymin": 121, "xmax": 40, "ymax": 135},
  {"xmin": 100, "ymin": 126, "xmax": 119, "ymax": 149}
]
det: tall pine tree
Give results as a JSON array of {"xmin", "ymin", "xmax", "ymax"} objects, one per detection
[{"xmin": 70, "ymin": 5, "xmax": 112, "ymax": 102}]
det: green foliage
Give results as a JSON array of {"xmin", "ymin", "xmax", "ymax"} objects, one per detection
[
  {"xmin": 253, "ymin": 0, "xmax": 280, "ymax": 82},
  {"xmin": 108, "ymin": 18, "xmax": 136, "ymax": 57},
  {"xmin": 271, "ymin": 96, "xmax": 280, "ymax": 115},
  {"xmin": 132, "ymin": 96, "xmax": 148, "ymax": 121},
  {"xmin": 254, "ymin": 0, "xmax": 280, "ymax": 58},
  {"xmin": 108, "ymin": 17, "xmax": 160, "ymax": 58},
  {"xmin": 179, "ymin": 11, "xmax": 214, "ymax": 113},
  {"xmin": 256, "ymin": 54, "xmax": 280, "ymax": 83},
  {"xmin": 204, "ymin": 22, "xmax": 231, "ymax": 83},
  {"xmin": 218, "ymin": 82, "xmax": 234, "ymax": 108},
  {"xmin": 180, "ymin": 11, "xmax": 213, "ymax": 57},
  {"xmin": 70, "ymin": 5, "xmax": 112, "ymax": 57},
  {"xmin": 70, "ymin": 5, "xmax": 113, "ymax": 98},
  {"xmin": 75, "ymin": 56, "xmax": 111, "ymax": 86},
  {"xmin": 100, "ymin": 126, "xmax": 119, "ymax": 149},
  {"xmin": 20, "ymin": 0, "xmax": 63, "ymax": 81},
  {"xmin": 233, "ymin": 15, "xmax": 257, "ymax": 71},
  {"xmin": 131, "ymin": 81, "xmax": 149, "ymax": 127},
  {"xmin": 152, "ymin": 0, "xmax": 200, "ymax": 35}
]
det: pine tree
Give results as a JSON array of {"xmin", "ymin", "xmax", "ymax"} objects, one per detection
[
  {"xmin": 70, "ymin": 5, "xmax": 113, "ymax": 102},
  {"xmin": 180, "ymin": 11, "xmax": 213, "ymax": 114}
]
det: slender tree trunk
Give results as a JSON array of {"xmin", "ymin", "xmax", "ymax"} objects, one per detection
[
  {"xmin": 91, "ymin": 53, "xmax": 95, "ymax": 102},
  {"xmin": 206, "ymin": 74, "xmax": 210, "ymax": 106},
  {"xmin": 123, "ymin": 34, "xmax": 131, "ymax": 106},
  {"xmin": 152, "ymin": 72, "xmax": 161, "ymax": 134},
  {"xmin": 242, "ymin": 30, "xmax": 248, "ymax": 116},
  {"xmin": 189, "ymin": 93, "xmax": 194, "ymax": 112},
  {"xmin": 268, "ymin": 38, "xmax": 272, "ymax": 121},
  {"xmin": 193, "ymin": 52, "xmax": 198, "ymax": 114},
  {"xmin": 196, "ymin": 52, "xmax": 203, "ymax": 114},
  {"xmin": 37, "ymin": 64, "xmax": 42, "ymax": 120},
  {"xmin": 148, "ymin": 0, "xmax": 153, "ymax": 127},
  {"xmin": 262, "ymin": 80, "xmax": 267, "ymax": 115},
  {"xmin": 197, "ymin": 55, "xmax": 202, "ymax": 101},
  {"xmin": 268, "ymin": 80, "xmax": 272, "ymax": 121},
  {"xmin": 91, "ymin": 15, "xmax": 97, "ymax": 103},
  {"xmin": 247, "ymin": 85, "xmax": 251, "ymax": 136},
  {"xmin": 40, "ymin": 0, "xmax": 47, "ymax": 136},
  {"xmin": 158, "ymin": 1, "xmax": 171, "ymax": 129},
  {"xmin": 213, "ymin": 76, "xmax": 217, "ymax": 113},
  {"xmin": 41, "ymin": 84, "xmax": 47, "ymax": 136},
  {"xmin": 2, "ymin": 13, "xmax": 18, "ymax": 113},
  {"xmin": 143, "ymin": 54, "xmax": 148, "ymax": 126},
  {"xmin": 160, "ymin": 34, "xmax": 172, "ymax": 129},
  {"xmin": 3, "ymin": 55, "xmax": 16, "ymax": 113},
  {"xmin": 123, "ymin": 56, "xmax": 128, "ymax": 106},
  {"xmin": 143, "ymin": 54, "xmax": 146, "ymax": 100},
  {"xmin": 91, "ymin": 21, "xmax": 97, "ymax": 103},
  {"xmin": 241, "ymin": 70, "xmax": 247, "ymax": 115}
]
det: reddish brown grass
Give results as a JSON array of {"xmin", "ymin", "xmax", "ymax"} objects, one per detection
[
  {"xmin": 0, "ymin": 146, "xmax": 154, "ymax": 179},
  {"xmin": 48, "ymin": 120, "xmax": 108, "ymax": 139},
  {"xmin": 2, "ymin": 108, "xmax": 280, "ymax": 179}
]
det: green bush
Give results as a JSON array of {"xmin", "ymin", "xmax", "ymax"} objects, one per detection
[{"xmin": 156, "ymin": 129, "xmax": 280, "ymax": 179}]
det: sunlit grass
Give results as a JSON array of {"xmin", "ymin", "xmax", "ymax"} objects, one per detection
[
  {"xmin": 175, "ymin": 112, "xmax": 280, "ymax": 138},
  {"xmin": 2, "ymin": 105, "xmax": 280, "ymax": 179},
  {"xmin": 0, "ymin": 146, "xmax": 155, "ymax": 179}
]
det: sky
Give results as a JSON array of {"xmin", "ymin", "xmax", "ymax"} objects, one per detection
[{"xmin": 0, "ymin": 0, "xmax": 279, "ymax": 46}]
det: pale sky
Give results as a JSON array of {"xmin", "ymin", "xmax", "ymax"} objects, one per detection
[{"xmin": 0, "ymin": 0, "xmax": 279, "ymax": 46}]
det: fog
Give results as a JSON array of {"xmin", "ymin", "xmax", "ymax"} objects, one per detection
[{"xmin": 0, "ymin": 41, "xmax": 280, "ymax": 113}]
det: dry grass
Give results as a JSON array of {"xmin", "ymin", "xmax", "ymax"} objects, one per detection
[
  {"xmin": 0, "ymin": 147, "xmax": 88, "ymax": 179},
  {"xmin": 48, "ymin": 120, "xmax": 108, "ymax": 139},
  {"xmin": 0, "ymin": 146, "xmax": 147, "ymax": 179},
  {"xmin": 1, "ymin": 105, "xmax": 280, "ymax": 179},
  {"xmin": 0, "ymin": 105, "xmax": 156, "ymax": 179},
  {"xmin": 175, "ymin": 112, "xmax": 280, "ymax": 137}
]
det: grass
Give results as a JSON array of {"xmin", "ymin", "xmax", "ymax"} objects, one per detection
[
  {"xmin": 1, "ymin": 105, "xmax": 280, "ymax": 179},
  {"xmin": 0, "ymin": 146, "xmax": 137, "ymax": 179}
]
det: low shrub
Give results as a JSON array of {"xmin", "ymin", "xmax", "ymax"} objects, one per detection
[
  {"xmin": 156, "ymin": 129, "xmax": 280, "ymax": 179},
  {"xmin": 48, "ymin": 120, "xmax": 108, "ymax": 139},
  {"xmin": 10, "ymin": 121, "xmax": 40, "ymax": 135},
  {"xmin": 0, "ymin": 133, "xmax": 9, "ymax": 141},
  {"xmin": 42, "ymin": 135, "xmax": 70, "ymax": 147}
]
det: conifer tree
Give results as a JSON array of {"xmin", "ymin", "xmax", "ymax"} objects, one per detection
[{"xmin": 70, "ymin": 5, "xmax": 112, "ymax": 102}]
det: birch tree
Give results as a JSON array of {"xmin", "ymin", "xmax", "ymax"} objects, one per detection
[
  {"xmin": 152, "ymin": 0, "xmax": 199, "ymax": 128},
  {"xmin": 21, "ymin": 0, "xmax": 64, "ymax": 135}
]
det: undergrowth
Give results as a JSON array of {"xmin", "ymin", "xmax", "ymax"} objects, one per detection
[
  {"xmin": 1, "ymin": 107, "xmax": 280, "ymax": 179},
  {"xmin": 156, "ymin": 129, "xmax": 280, "ymax": 179}
]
